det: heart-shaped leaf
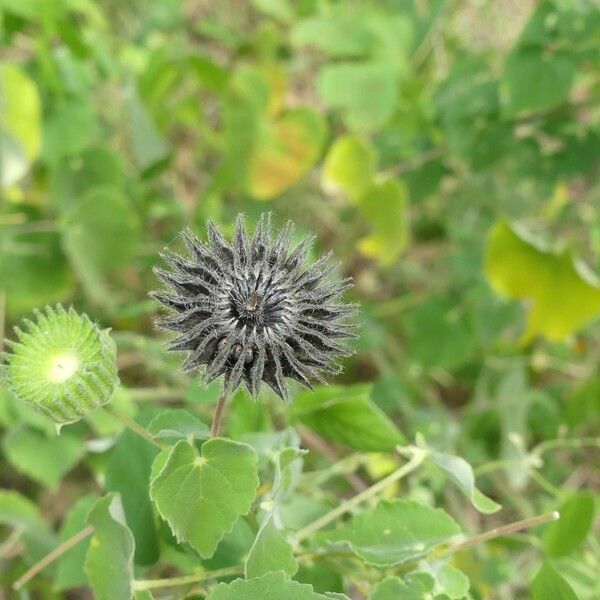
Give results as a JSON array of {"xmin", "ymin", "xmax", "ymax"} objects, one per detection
[{"xmin": 150, "ymin": 438, "xmax": 259, "ymax": 558}]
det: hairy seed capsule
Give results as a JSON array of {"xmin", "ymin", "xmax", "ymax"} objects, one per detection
[
  {"xmin": 152, "ymin": 214, "xmax": 357, "ymax": 401},
  {"xmin": 1, "ymin": 305, "xmax": 119, "ymax": 427}
]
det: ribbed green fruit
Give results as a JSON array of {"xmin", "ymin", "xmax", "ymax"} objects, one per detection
[{"xmin": 2, "ymin": 305, "xmax": 119, "ymax": 426}]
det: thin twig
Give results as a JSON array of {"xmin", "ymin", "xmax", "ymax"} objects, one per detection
[
  {"xmin": 378, "ymin": 147, "xmax": 443, "ymax": 179},
  {"xmin": 133, "ymin": 565, "xmax": 243, "ymax": 591},
  {"xmin": 433, "ymin": 511, "xmax": 560, "ymax": 560},
  {"xmin": 211, "ymin": 388, "xmax": 228, "ymax": 437},
  {"xmin": 13, "ymin": 525, "xmax": 94, "ymax": 590},
  {"xmin": 532, "ymin": 437, "xmax": 600, "ymax": 459},
  {"xmin": 294, "ymin": 448, "xmax": 427, "ymax": 544},
  {"xmin": 104, "ymin": 405, "xmax": 166, "ymax": 449}
]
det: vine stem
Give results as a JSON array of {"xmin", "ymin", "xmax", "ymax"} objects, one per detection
[
  {"xmin": 293, "ymin": 448, "xmax": 427, "ymax": 544},
  {"xmin": 133, "ymin": 566, "xmax": 243, "ymax": 591},
  {"xmin": 211, "ymin": 389, "xmax": 228, "ymax": 437},
  {"xmin": 432, "ymin": 511, "xmax": 560, "ymax": 560},
  {"xmin": 104, "ymin": 405, "xmax": 166, "ymax": 449},
  {"xmin": 13, "ymin": 525, "xmax": 94, "ymax": 590},
  {"xmin": 531, "ymin": 437, "xmax": 600, "ymax": 458},
  {"xmin": 133, "ymin": 551, "xmax": 359, "ymax": 591}
]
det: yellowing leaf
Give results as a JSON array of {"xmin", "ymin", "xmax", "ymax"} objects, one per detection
[
  {"xmin": 259, "ymin": 63, "xmax": 288, "ymax": 117},
  {"xmin": 485, "ymin": 221, "xmax": 600, "ymax": 342},
  {"xmin": 358, "ymin": 179, "xmax": 409, "ymax": 265},
  {"xmin": 0, "ymin": 64, "xmax": 41, "ymax": 186},
  {"xmin": 322, "ymin": 135, "xmax": 376, "ymax": 201},
  {"xmin": 248, "ymin": 108, "xmax": 327, "ymax": 200}
]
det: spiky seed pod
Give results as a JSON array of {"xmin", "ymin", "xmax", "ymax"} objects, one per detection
[
  {"xmin": 1, "ymin": 305, "xmax": 119, "ymax": 426},
  {"xmin": 152, "ymin": 214, "xmax": 357, "ymax": 401}
]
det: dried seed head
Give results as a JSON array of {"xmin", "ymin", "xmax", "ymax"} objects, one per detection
[
  {"xmin": 1, "ymin": 305, "xmax": 119, "ymax": 426},
  {"xmin": 152, "ymin": 214, "xmax": 357, "ymax": 401}
]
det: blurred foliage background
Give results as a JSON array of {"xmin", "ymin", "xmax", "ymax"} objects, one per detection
[{"xmin": 1, "ymin": 0, "xmax": 600, "ymax": 598}]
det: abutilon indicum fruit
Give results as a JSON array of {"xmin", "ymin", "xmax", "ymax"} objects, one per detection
[
  {"xmin": 1, "ymin": 305, "xmax": 119, "ymax": 426},
  {"xmin": 152, "ymin": 214, "xmax": 357, "ymax": 401}
]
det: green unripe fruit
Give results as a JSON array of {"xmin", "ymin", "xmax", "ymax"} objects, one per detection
[{"xmin": 1, "ymin": 305, "xmax": 119, "ymax": 427}]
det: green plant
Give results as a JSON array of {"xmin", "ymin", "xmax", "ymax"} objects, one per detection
[{"xmin": 1, "ymin": 1, "xmax": 599, "ymax": 598}]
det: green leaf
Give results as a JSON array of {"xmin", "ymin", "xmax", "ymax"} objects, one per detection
[
  {"xmin": 322, "ymin": 135, "xmax": 377, "ymax": 201},
  {"xmin": 317, "ymin": 500, "xmax": 461, "ymax": 567},
  {"xmin": 208, "ymin": 571, "xmax": 324, "ymax": 600},
  {"xmin": 203, "ymin": 517, "xmax": 255, "ymax": 570},
  {"xmin": 105, "ymin": 414, "xmax": 160, "ymax": 566},
  {"xmin": 2, "ymin": 426, "xmax": 84, "ymax": 488},
  {"xmin": 56, "ymin": 494, "xmax": 98, "ymax": 590},
  {"xmin": 0, "ymin": 229, "xmax": 74, "ymax": 318},
  {"xmin": 532, "ymin": 563, "xmax": 579, "ymax": 600},
  {"xmin": 272, "ymin": 446, "xmax": 307, "ymax": 507},
  {"xmin": 60, "ymin": 185, "xmax": 141, "ymax": 305},
  {"xmin": 291, "ymin": 6, "xmax": 412, "ymax": 63},
  {"xmin": 432, "ymin": 564, "xmax": 470, "ymax": 599},
  {"xmin": 0, "ymin": 489, "xmax": 57, "ymax": 563},
  {"xmin": 126, "ymin": 91, "xmax": 170, "ymax": 170},
  {"xmin": 150, "ymin": 438, "xmax": 259, "ymax": 558},
  {"xmin": 544, "ymin": 492, "xmax": 596, "ymax": 557},
  {"xmin": 227, "ymin": 388, "xmax": 271, "ymax": 439},
  {"xmin": 318, "ymin": 62, "xmax": 397, "ymax": 131},
  {"xmin": 289, "ymin": 384, "xmax": 404, "ymax": 452},
  {"xmin": 357, "ymin": 179, "xmax": 409, "ymax": 265},
  {"xmin": 245, "ymin": 515, "xmax": 298, "ymax": 578},
  {"xmin": 43, "ymin": 98, "xmax": 99, "ymax": 161},
  {"xmin": 0, "ymin": 489, "xmax": 43, "ymax": 527},
  {"xmin": 148, "ymin": 409, "xmax": 210, "ymax": 440},
  {"xmin": 0, "ymin": 63, "xmax": 41, "ymax": 186},
  {"xmin": 252, "ymin": 0, "xmax": 294, "ymax": 22},
  {"xmin": 371, "ymin": 573, "xmax": 436, "ymax": 599},
  {"xmin": 84, "ymin": 493, "xmax": 135, "ymax": 600},
  {"xmin": 291, "ymin": 10, "xmax": 376, "ymax": 58},
  {"xmin": 502, "ymin": 49, "xmax": 575, "ymax": 116},
  {"xmin": 61, "ymin": 186, "xmax": 141, "ymax": 273},
  {"xmin": 427, "ymin": 447, "xmax": 501, "ymax": 514},
  {"xmin": 404, "ymin": 297, "xmax": 474, "ymax": 371},
  {"xmin": 485, "ymin": 221, "xmax": 600, "ymax": 341},
  {"xmin": 247, "ymin": 108, "xmax": 327, "ymax": 200},
  {"xmin": 50, "ymin": 146, "xmax": 125, "ymax": 211}
]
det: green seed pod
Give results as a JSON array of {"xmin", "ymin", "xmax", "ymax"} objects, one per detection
[{"xmin": 1, "ymin": 305, "xmax": 119, "ymax": 427}]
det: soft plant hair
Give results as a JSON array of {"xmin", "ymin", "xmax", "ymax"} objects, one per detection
[{"xmin": 152, "ymin": 214, "xmax": 357, "ymax": 401}]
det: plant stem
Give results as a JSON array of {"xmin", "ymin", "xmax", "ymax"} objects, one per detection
[
  {"xmin": 532, "ymin": 437, "xmax": 600, "ymax": 458},
  {"xmin": 211, "ymin": 388, "xmax": 228, "ymax": 437},
  {"xmin": 104, "ymin": 405, "xmax": 166, "ymax": 449},
  {"xmin": 13, "ymin": 525, "xmax": 94, "ymax": 590},
  {"xmin": 133, "ymin": 566, "xmax": 243, "ymax": 591},
  {"xmin": 294, "ymin": 448, "xmax": 427, "ymax": 544},
  {"xmin": 433, "ymin": 511, "xmax": 560, "ymax": 560}
]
